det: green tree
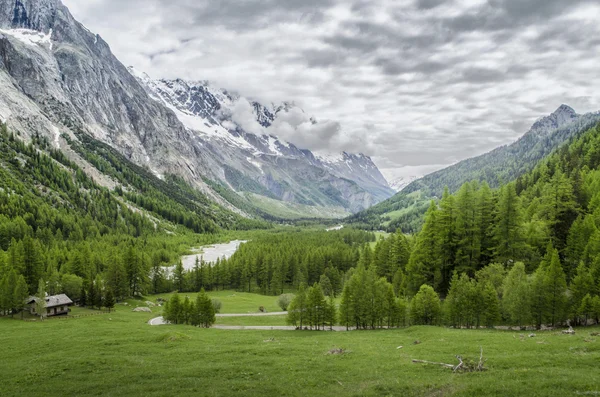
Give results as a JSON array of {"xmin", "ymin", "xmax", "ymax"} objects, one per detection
[
  {"xmin": 410, "ymin": 284, "xmax": 441, "ymax": 325},
  {"xmin": 339, "ymin": 284, "xmax": 354, "ymax": 330},
  {"xmin": 454, "ymin": 182, "xmax": 481, "ymax": 275},
  {"xmin": 502, "ymin": 262, "xmax": 530, "ymax": 327},
  {"xmin": 35, "ymin": 279, "xmax": 47, "ymax": 320},
  {"xmin": 105, "ymin": 257, "xmax": 128, "ymax": 301},
  {"xmin": 13, "ymin": 275, "xmax": 29, "ymax": 319},
  {"xmin": 569, "ymin": 262, "xmax": 595, "ymax": 324},
  {"xmin": 287, "ymin": 284, "xmax": 308, "ymax": 328},
  {"xmin": 164, "ymin": 293, "xmax": 182, "ymax": 324},
  {"xmin": 493, "ymin": 184, "xmax": 525, "ymax": 264},
  {"xmin": 61, "ymin": 274, "xmax": 83, "ymax": 303},
  {"xmin": 277, "ymin": 293, "xmax": 294, "ymax": 311},
  {"xmin": 306, "ymin": 283, "xmax": 326, "ymax": 330},
  {"xmin": 196, "ymin": 289, "xmax": 215, "ymax": 328},
  {"xmin": 319, "ymin": 274, "xmax": 333, "ymax": 297},
  {"xmin": 481, "ymin": 282, "xmax": 500, "ymax": 328},
  {"xmin": 544, "ymin": 248, "xmax": 567, "ymax": 326},
  {"xmin": 22, "ymin": 236, "xmax": 43, "ymax": 294},
  {"xmin": 406, "ymin": 202, "xmax": 442, "ymax": 295},
  {"xmin": 578, "ymin": 294, "xmax": 594, "ymax": 325},
  {"xmin": 104, "ymin": 288, "xmax": 115, "ymax": 313}
]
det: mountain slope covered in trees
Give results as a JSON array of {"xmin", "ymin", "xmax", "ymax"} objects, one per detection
[
  {"xmin": 168, "ymin": 122, "xmax": 600, "ymax": 330},
  {"xmin": 0, "ymin": 120, "xmax": 266, "ymax": 315},
  {"xmin": 348, "ymin": 105, "xmax": 600, "ymax": 232}
]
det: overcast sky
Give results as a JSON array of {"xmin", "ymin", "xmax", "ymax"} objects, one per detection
[{"xmin": 62, "ymin": 0, "xmax": 600, "ymax": 182}]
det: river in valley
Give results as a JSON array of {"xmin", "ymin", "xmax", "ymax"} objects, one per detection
[{"xmin": 179, "ymin": 240, "xmax": 247, "ymax": 270}]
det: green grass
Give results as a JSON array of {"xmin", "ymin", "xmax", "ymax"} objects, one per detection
[
  {"xmin": 1, "ymin": 304, "xmax": 599, "ymax": 396},
  {"xmin": 148, "ymin": 290, "xmax": 282, "ymax": 314}
]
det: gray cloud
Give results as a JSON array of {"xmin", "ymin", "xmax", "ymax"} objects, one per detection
[{"xmin": 62, "ymin": 0, "xmax": 600, "ymax": 182}]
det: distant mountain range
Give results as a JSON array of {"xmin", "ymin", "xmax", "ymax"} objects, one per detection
[{"xmin": 131, "ymin": 70, "xmax": 394, "ymax": 213}]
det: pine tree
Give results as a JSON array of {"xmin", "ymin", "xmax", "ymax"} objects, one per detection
[
  {"xmin": 106, "ymin": 257, "xmax": 128, "ymax": 301},
  {"xmin": 319, "ymin": 274, "xmax": 333, "ymax": 297},
  {"xmin": 164, "ymin": 293, "xmax": 182, "ymax": 324},
  {"xmin": 2, "ymin": 270, "xmax": 17, "ymax": 317},
  {"xmin": 569, "ymin": 262, "xmax": 595, "ymax": 324},
  {"xmin": 481, "ymin": 282, "xmax": 500, "ymax": 328},
  {"xmin": 307, "ymin": 283, "xmax": 326, "ymax": 329},
  {"xmin": 287, "ymin": 283, "xmax": 308, "ymax": 328},
  {"xmin": 410, "ymin": 284, "xmax": 441, "ymax": 325},
  {"xmin": 437, "ymin": 188, "xmax": 457, "ymax": 292},
  {"xmin": 339, "ymin": 284, "xmax": 353, "ymax": 331},
  {"xmin": 182, "ymin": 296, "xmax": 191, "ymax": 325},
  {"xmin": 196, "ymin": 289, "xmax": 215, "ymax": 328},
  {"xmin": 544, "ymin": 248, "xmax": 567, "ymax": 326},
  {"xmin": 454, "ymin": 182, "xmax": 481, "ymax": 275},
  {"xmin": 174, "ymin": 260, "xmax": 186, "ymax": 292},
  {"xmin": 578, "ymin": 294, "xmax": 594, "ymax": 325},
  {"xmin": 35, "ymin": 279, "xmax": 46, "ymax": 320},
  {"xmin": 13, "ymin": 275, "xmax": 29, "ymax": 319},
  {"xmin": 22, "ymin": 236, "xmax": 43, "ymax": 294},
  {"xmin": 541, "ymin": 169, "xmax": 577, "ymax": 249},
  {"xmin": 477, "ymin": 182, "xmax": 495, "ymax": 267},
  {"xmin": 104, "ymin": 288, "xmax": 115, "ymax": 313},
  {"xmin": 493, "ymin": 184, "xmax": 525, "ymax": 264},
  {"xmin": 324, "ymin": 295, "xmax": 337, "ymax": 330},
  {"xmin": 502, "ymin": 262, "xmax": 531, "ymax": 327},
  {"xmin": 406, "ymin": 201, "xmax": 442, "ymax": 295}
]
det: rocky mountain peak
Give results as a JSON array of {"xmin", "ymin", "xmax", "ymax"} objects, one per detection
[
  {"xmin": 0, "ymin": 0, "xmax": 59, "ymax": 32},
  {"xmin": 529, "ymin": 104, "xmax": 579, "ymax": 136}
]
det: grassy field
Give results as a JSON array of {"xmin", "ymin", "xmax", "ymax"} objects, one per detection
[
  {"xmin": 147, "ymin": 290, "xmax": 282, "ymax": 314},
  {"xmin": 1, "ymin": 291, "xmax": 599, "ymax": 397},
  {"xmin": 215, "ymin": 315, "xmax": 288, "ymax": 326}
]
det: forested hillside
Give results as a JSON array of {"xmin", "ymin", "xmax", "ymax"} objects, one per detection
[
  {"xmin": 0, "ymin": 121, "xmax": 265, "ymax": 315},
  {"xmin": 166, "ymin": 123, "xmax": 600, "ymax": 329},
  {"xmin": 349, "ymin": 107, "xmax": 600, "ymax": 232}
]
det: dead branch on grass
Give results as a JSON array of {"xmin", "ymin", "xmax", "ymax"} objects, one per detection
[{"xmin": 412, "ymin": 347, "xmax": 487, "ymax": 373}]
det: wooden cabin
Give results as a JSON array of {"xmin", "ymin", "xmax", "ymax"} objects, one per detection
[{"xmin": 27, "ymin": 294, "xmax": 74, "ymax": 317}]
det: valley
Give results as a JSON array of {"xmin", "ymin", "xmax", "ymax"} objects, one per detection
[{"xmin": 1, "ymin": 1, "xmax": 600, "ymax": 396}]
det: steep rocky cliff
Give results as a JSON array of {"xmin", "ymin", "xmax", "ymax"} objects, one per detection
[{"xmin": 0, "ymin": 0, "xmax": 393, "ymax": 217}]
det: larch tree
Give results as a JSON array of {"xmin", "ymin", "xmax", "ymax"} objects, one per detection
[
  {"xmin": 493, "ymin": 184, "xmax": 525, "ymax": 265},
  {"xmin": 13, "ymin": 275, "xmax": 29, "ymax": 319},
  {"xmin": 35, "ymin": 279, "xmax": 46, "ymax": 320},
  {"xmin": 410, "ymin": 284, "xmax": 441, "ymax": 325},
  {"xmin": 502, "ymin": 262, "xmax": 531, "ymax": 327},
  {"xmin": 405, "ymin": 201, "xmax": 442, "ymax": 295}
]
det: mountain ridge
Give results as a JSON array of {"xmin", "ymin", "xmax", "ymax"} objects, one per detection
[
  {"xmin": 348, "ymin": 104, "xmax": 600, "ymax": 232},
  {"xmin": 0, "ymin": 0, "xmax": 393, "ymax": 219}
]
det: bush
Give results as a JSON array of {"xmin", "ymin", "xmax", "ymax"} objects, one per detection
[
  {"xmin": 211, "ymin": 299, "xmax": 222, "ymax": 314},
  {"xmin": 277, "ymin": 294, "xmax": 295, "ymax": 311}
]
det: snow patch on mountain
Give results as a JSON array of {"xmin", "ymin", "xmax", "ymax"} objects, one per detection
[
  {"xmin": 315, "ymin": 151, "xmax": 345, "ymax": 164},
  {"xmin": 0, "ymin": 28, "xmax": 52, "ymax": 48}
]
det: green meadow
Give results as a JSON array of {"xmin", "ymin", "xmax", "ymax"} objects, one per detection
[{"xmin": 1, "ymin": 291, "xmax": 598, "ymax": 397}]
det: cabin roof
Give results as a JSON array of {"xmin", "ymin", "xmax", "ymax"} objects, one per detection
[{"xmin": 27, "ymin": 294, "xmax": 73, "ymax": 308}]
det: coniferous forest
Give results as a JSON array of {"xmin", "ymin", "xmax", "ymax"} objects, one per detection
[{"xmin": 2, "ymin": 120, "xmax": 600, "ymax": 330}]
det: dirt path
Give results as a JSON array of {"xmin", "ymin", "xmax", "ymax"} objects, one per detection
[{"xmin": 213, "ymin": 325, "xmax": 351, "ymax": 331}]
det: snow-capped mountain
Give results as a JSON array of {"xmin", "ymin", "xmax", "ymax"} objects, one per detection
[
  {"xmin": 0, "ymin": 0, "xmax": 393, "ymax": 217},
  {"xmin": 130, "ymin": 70, "xmax": 394, "ymax": 211},
  {"xmin": 388, "ymin": 176, "xmax": 419, "ymax": 192}
]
